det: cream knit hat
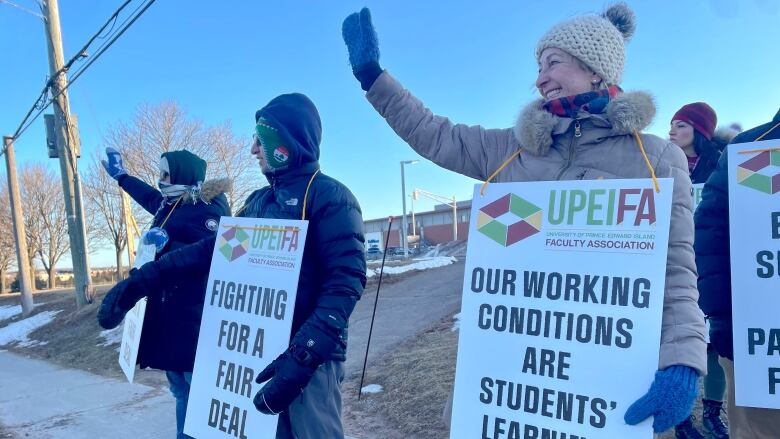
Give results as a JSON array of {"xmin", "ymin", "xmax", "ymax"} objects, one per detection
[{"xmin": 536, "ymin": 3, "xmax": 636, "ymax": 85}]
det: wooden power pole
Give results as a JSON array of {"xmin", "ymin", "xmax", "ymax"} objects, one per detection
[
  {"xmin": 42, "ymin": 0, "xmax": 93, "ymax": 306},
  {"xmin": 3, "ymin": 137, "xmax": 34, "ymax": 316}
]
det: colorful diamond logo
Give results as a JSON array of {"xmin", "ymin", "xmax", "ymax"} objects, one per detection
[
  {"xmin": 736, "ymin": 149, "xmax": 780, "ymax": 194},
  {"xmin": 477, "ymin": 194, "xmax": 542, "ymax": 246},
  {"xmin": 218, "ymin": 226, "xmax": 250, "ymax": 261}
]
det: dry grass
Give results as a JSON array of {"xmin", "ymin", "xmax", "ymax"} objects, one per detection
[{"xmin": 343, "ymin": 315, "xmax": 458, "ymax": 439}]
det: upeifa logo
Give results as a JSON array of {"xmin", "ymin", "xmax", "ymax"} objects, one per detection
[
  {"xmin": 477, "ymin": 194, "xmax": 542, "ymax": 246},
  {"xmin": 218, "ymin": 226, "xmax": 250, "ymax": 262},
  {"xmin": 737, "ymin": 149, "xmax": 780, "ymax": 194}
]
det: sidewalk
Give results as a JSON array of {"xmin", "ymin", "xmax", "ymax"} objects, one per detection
[
  {"xmin": 0, "ymin": 350, "xmax": 174, "ymax": 438},
  {"xmin": 0, "ymin": 351, "xmax": 358, "ymax": 438}
]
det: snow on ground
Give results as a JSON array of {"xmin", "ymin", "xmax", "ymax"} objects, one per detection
[
  {"xmin": 361, "ymin": 384, "xmax": 383, "ymax": 394},
  {"xmin": 451, "ymin": 312, "xmax": 461, "ymax": 332},
  {"xmin": 0, "ymin": 305, "xmax": 22, "ymax": 323},
  {"xmin": 0, "ymin": 310, "xmax": 61, "ymax": 347},
  {"xmin": 99, "ymin": 326, "xmax": 123, "ymax": 347},
  {"xmin": 366, "ymin": 256, "xmax": 457, "ymax": 278}
]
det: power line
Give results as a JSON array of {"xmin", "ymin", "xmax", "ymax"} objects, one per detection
[
  {"xmin": 0, "ymin": 0, "xmax": 44, "ymax": 19},
  {"xmin": 9, "ymin": 0, "xmax": 156, "ymax": 143}
]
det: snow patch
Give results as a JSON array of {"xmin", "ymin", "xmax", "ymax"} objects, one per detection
[
  {"xmin": 0, "ymin": 305, "xmax": 23, "ymax": 323},
  {"xmin": 361, "ymin": 384, "xmax": 383, "ymax": 394},
  {"xmin": 451, "ymin": 312, "xmax": 461, "ymax": 332},
  {"xmin": 366, "ymin": 256, "xmax": 456, "ymax": 278},
  {"xmin": 99, "ymin": 326, "xmax": 123, "ymax": 347},
  {"xmin": 0, "ymin": 310, "xmax": 61, "ymax": 347}
]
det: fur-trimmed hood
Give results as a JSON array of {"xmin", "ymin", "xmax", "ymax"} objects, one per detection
[
  {"xmin": 181, "ymin": 177, "xmax": 232, "ymax": 203},
  {"xmin": 513, "ymin": 91, "xmax": 656, "ymax": 156}
]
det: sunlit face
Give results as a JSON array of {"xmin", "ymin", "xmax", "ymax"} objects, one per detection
[
  {"xmin": 669, "ymin": 120, "xmax": 695, "ymax": 149},
  {"xmin": 251, "ymin": 133, "xmax": 269, "ymax": 172},
  {"xmin": 536, "ymin": 48, "xmax": 601, "ymax": 102},
  {"xmin": 158, "ymin": 157, "xmax": 171, "ymax": 184}
]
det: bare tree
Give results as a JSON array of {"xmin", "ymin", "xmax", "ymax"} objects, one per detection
[
  {"xmin": 204, "ymin": 122, "xmax": 259, "ymax": 211},
  {"xmin": 0, "ymin": 183, "xmax": 17, "ymax": 293},
  {"xmin": 20, "ymin": 164, "xmax": 70, "ymax": 289},
  {"xmin": 102, "ymin": 102, "xmax": 260, "ymax": 217},
  {"xmin": 83, "ymin": 153, "xmax": 128, "ymax": 280}
]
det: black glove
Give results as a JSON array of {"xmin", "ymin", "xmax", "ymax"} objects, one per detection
[
  {"xmin": 253, "ymin": 322, "xmax": 339, "ymax": 414},
  {"xmin": 97, "ymin": 268, "xmax": 155, "ymax": 329}
]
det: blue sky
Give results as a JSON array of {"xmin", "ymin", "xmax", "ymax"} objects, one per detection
[{"xmin": 2, "ymin": 0, "xmax": 779, "ymax": 267}]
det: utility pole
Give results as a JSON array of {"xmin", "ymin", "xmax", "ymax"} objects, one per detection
[
  {"xmin": 3, "ymin": 137, "xmax": 34, "ymax": 316},
  {"xmin": 42, "ymin": 0, "xmax": 92, "ymax": 306}
]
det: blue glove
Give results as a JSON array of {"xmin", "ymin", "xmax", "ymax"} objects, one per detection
[
  {"xmin": 624, "ymin": 365, "xmax": 699, "ymax": 433},
  {"xmin": 101, "ymin": 147, "xmax": 127, "ymax": 180},
  {"xmin": 142, "ymin": 227, "xmax": 170, "ymax": 253},
  {"xmin": 253, "ymin": 321, "xmax": 339, "ymax": 414},
  {"xmin": 342, "ymin": 7, "xmax": 383, "ymax": 91}
]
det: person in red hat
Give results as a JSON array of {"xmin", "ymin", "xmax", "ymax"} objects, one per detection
[
  {"xmin": 669, "ymin": 102, "xmax": 731, "ymax": 439},
  {"xmin": 669, "ymin": 102, "xmax": 725, "ymax": 184}
]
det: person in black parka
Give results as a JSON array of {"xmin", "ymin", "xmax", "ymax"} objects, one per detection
[
  {"xmin": 695, "ymin": 108, "xmax": 780, "ymax": 439},
  {"xmin": 99, "ymin": 93, "xmax": 367, "ymax": 439},
  {"xmin": 99, "ymin": 148, "xmax": 231, "ymax": 439}
]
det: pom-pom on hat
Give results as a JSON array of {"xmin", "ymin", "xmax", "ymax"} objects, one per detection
[
  {"xmin": 536, "ymin": 2, "xmax": 636, "ymax": 86},
  {"xmin": 672, "ymin": 102, "xmax": 718, "ymax": 141}
]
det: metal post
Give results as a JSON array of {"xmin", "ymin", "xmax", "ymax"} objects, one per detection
[
  {"xmin": 42, "ymin": 0, "xmax": 92, "ymax": 306},
  {"xmin": 3, "ymin": 137, "xmax": 34, "ymax": 315},
  {"xmin": 452, "ymin": 196, "xmax": 458, "ymax": 241},
  {"xmin": 410, "ymin": 193, "xmax": 416, "ymax": 236},
  {"xmin": 400, "ymin": 162, "xmax": 408, "ymax": 258}
]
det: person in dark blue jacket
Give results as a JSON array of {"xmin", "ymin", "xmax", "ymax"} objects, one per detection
[
  {"xmin": 695, "ymin": 108, "xmax": 780, "ymax": 439},
  {"xmin": 99, "ymin": 148, "xmax": 230, "ymax": 439},
  {"xmin": 99, "ymin": 93, "xmax": 367, "ymax": 439}
]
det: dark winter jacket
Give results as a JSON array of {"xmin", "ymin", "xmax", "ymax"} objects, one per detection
[
  {"xmin": 694, "ymin": 108, "xmax": 780, "ymax": 360},
  {"xmin": 690, "ymin": 142, "xmax": 720, "ymax": 184},
  {"xmin": 135, "ymin": 94, "xmax": 367, "ymax": 362},
  {"xmin": 118, "ymin": 173, "xmax": 231, "ymax": 371}
]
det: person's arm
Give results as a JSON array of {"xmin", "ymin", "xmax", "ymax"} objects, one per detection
[
  {"xmin": 654, "ymin": 142, "xmax": 707, "ymax": 374},
  {"xmin": 117, "ymin": 175, "xmax": 163, "ymax": 215},
  {"xmin": 343, "ymin": 8, "xmax": 517, "ymax": 182},
  {"xmin": 694, "ymin": 151, "xmax": 730, "ymax": 320}
]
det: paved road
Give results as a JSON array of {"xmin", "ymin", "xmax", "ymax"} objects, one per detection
[{"xmin": 345, "ymin": 261, "xmax": 465, "ymax": 375}]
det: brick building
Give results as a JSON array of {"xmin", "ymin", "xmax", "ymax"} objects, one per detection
[{"xmin": 364, "ymin": 200, "xmax": 471, "ymax": 248}]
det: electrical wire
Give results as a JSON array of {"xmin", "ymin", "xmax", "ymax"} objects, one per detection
[{"xmin": 9, "ymin": 0, "xmax": 156, "ymax": 143}]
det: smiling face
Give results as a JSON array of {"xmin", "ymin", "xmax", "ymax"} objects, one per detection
[
  {"xmin": 536, "ymin": 48, "xmax": 601, "ymax": 102},
  {"xmin": 669, "ymin": 120, "xmax": 695, "ymax": 149}
]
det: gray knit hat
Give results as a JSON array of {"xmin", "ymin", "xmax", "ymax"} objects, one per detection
[{"xmin": 536, "ymin": 3, "xmax": 636, "ymax": 85}]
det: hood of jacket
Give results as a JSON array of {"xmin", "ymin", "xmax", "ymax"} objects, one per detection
[
  {"xmin": 160, "ymin": 150, "xmax": 207, "ymax": 185},
  {"xmin": 180, "ymin": 177, "xmax": 231, "ymax": 203},
  {"xmin": 254, "ymin": 93, "xmax": 322, "ymax": 177},
  {"xmin": 514, "ymin": 90, "xmax": 657, "ymax": 156}
]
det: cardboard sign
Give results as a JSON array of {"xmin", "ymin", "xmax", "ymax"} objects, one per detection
[
  {"xmin": 184, "ymin": 217, "xmax": 308, "ymax": 438},
  {"xmin": 451, "ymin": 179, "xmax": 673, "ymax": 439},
  {"xmin": 727, "ymin": 140, "xmax": 780, "ymax": 408},
  {"xmin": 117, "ymin": 241, "xmax": 156, "ymax": 383}
]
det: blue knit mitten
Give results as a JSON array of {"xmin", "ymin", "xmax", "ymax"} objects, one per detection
[
  {"xmin": 624, "ymin": 365, "xmax": 699, "ymax": 433},
  {"xmin": 342, "ymin": 7, "xmax": 383, "ymax": 91}
]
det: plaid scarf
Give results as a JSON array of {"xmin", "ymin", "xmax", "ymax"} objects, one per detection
[{"xmin": 543, "ymin": 85, "xmax": 622, "ymax": 119}]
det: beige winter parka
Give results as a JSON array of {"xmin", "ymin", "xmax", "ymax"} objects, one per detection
[{"xmin": 366, "ymin": 71, "xmax": 706, "ymax": 373}]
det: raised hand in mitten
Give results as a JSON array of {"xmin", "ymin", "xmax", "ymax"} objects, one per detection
[
  {"xmin": 342, "ymin": 7, "xmax": 383, "ymax": 91},
  {"xmin": 624, "ymin": 365, "xmax": 699, "ymax": 433},
  {"xmin": 101, "ymin": 147, "xmax": 127, "ymax": 180}
]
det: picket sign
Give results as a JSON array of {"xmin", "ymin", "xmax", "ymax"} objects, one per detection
[
  {"xmin": 727, "ymin": 140, "xmax": 780, "ymax": 408},
  {"xmin": 118, "ymin": 241, "xmax": 156, "ymax": 383},
  {"xmin": 184, "ymin": 216, "xmax": 307, "ymax": 439},
  {"xmin": 451, "ymin": 179, "xmax": 673, "ymax": 439}
]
